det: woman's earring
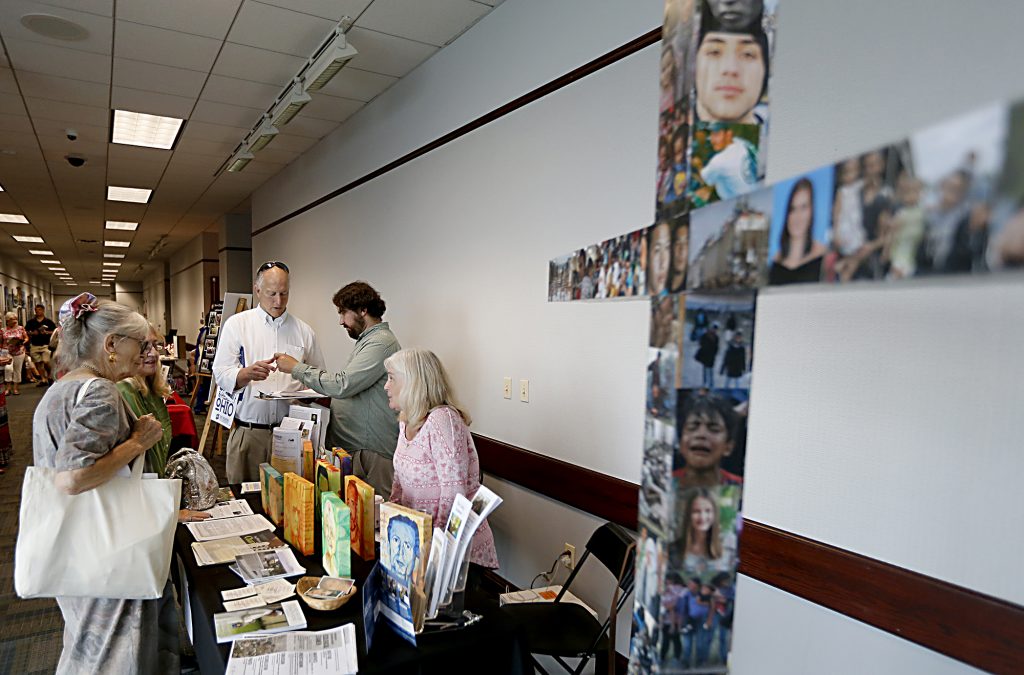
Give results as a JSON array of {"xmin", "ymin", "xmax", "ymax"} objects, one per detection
[{"xmin": 108, "ymin": 351, "xmax": 117, "ymax": 363}]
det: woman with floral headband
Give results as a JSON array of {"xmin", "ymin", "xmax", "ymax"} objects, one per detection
[{"xmin": 32, "ymin": 293, "xmax": 180, "ymax": 674}]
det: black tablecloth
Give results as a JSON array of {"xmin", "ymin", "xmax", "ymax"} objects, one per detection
[{"xmin": 174, "ymin": 487, "xmax": 533, "ymax": 674}]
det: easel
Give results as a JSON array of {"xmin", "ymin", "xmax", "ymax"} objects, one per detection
[{"xmin": 196, "ymin": 381, "xmax": 226, "ymax": 458}]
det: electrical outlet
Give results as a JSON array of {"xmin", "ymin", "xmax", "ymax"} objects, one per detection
[
  {"xmin": 562, "ymin": 543, "xmax": 575, "ymax": 569},
  {"xmin": 519, "ymin": 379, "xmax": 529, "ymax": 402},
  {"xmin": 503, "ymin": 377, "xmax": 512, "ymax": 399}
]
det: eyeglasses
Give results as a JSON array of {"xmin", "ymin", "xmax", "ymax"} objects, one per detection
[
  {"xmin": 114, "ymin": 335, "xmax": 166, "ymax": 355},
  {"xmin": 257, "ymin": 261, "xmax": 289, "ymax": 274}
]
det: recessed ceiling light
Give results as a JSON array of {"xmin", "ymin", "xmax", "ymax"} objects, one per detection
[
  {"xmin": 104, "ymin": 253, "xmax": 126, "ymax": 259},
  {"xmin": 103, "ymin": 262, "xmax": 122, "ymax": 267},
  {"xmin": 112, "ymin": 110, "xmax": 184, "ymax": 150},
  {"xmin": 13, "ymin": 235, "xmax": 44, "ymax": 243},
  {"xmin": 21, "ymin": 13, "xmax": 89, "ymax": 41},
  {"xmin": 0, "ymin": 213, "xmax": 29, "ymax": 223},
  {"xmin": 29, "ymin": 249, "xmax": 54, "ymax": 255},
  {"xmin": 105, "ymin": 240, "xmax": 131, "ymax": 248},
  {"xmin": 107, "ymin": 186, "xmax": 151, "ymax": 203},
  {"xmin": 105, "ymin": 220, "xmax": 139, "ymax": 231},
  {"xmin": 40, "ymin": 259, "xmax": 60, "ymax": 264}
]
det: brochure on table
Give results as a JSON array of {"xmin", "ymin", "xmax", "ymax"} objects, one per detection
[{"xmin": 225, "ymin": 624, "xmax": 358, "ymax": 675}]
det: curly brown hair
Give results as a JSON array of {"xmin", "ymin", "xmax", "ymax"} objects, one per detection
[{"xmin": 332, "ymin": 281, "xmax": 386, "ymax": 319}]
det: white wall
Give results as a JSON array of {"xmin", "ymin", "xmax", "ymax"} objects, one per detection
[
  {"xmin": 169, "ymin": 232, "xmax": 218, "ymax": 342},
  {"xmin": 0, "ymin": 257, "xmax": 54, "ymax": 319},
  {"xmin": 143, "ymin": 264, "xmax": 170, "ymax": 336},
  {"xmin": 114, "ymin": 281, "xmax": 143, "ymax": 314},
  {"xmin": 250, "ymin": 0, "xmax": 1024, "ymax": 670}
]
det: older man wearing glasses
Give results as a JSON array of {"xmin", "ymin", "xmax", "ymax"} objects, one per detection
[{"xmin": 213, "ymin": 261, "xmax": 326, "ymax": 483}]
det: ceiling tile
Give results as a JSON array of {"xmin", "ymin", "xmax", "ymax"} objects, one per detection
[
  {"xmin": 262, "ymin": 132, "xmax": 317, "ymax": 153},
  {"xmin": 227, "ymin": 2, "xmax": 336, "ymax": 57},
  {"xmin": 4, "ymin": 38, "xmax": 111, "ymax": 84},
  {"xmin": 211, "ymin": 43, "xmax": 305, "ymax": 87},
  {"xmin": 34, "ymin": 0, "xmax": 113, "ymax": 16},
  {"xmin": 355, "ymin": 0, "xmax": 489, "ymax": 47},
  {"xmin": 179, "ymin": 120, "xmax": 249, "ymax": 143},
  {"xmin": 16, "ymin": 71, "xmax": 110, "ymax": 107},
  {"xmin": 23, "ymin": 97, "xmax": 109, "ymax": 127},
  {"xmin": 0, "ymin": 68, "xmax": 18, "ymax": 95},
  {"xmin": 191, "ymin": 99, "xmax": 263, "ymax": 128},
  {"xmin": 114, "ymin": 20, "xmax": 221, "ymax": 73},
  {"xmin": 175, "ymin": 134, "xmax": 238, "ymax": 158},
  {"xmin": 0, "ymin": 95, "xmax": 27, "ymax": 117},
  {"xmin": 0, "ymin": 0, "xmax": 113, "ymax": 55},
  {"xmin": 112, "ymin": 58, "xmax": 208, "ymax": 99},
  {"xmin": 165, "ymin": 152, "xmax": 226, "ymax": 173},
  {"xmin": 0, "ymin": 113, "xmax": 34, "ymax": 134},
  {"xmin": 317, "ymin": 65, "xmax": 396, "ymax": 102},
  {"xmin": 199, "ymin": 75, "xmax": 281, "ymax": 109},
  {"xmin": 116, "ymin": 0, "xmax": 242, "ymax": 40},
  {"xmin": 111, "ymin": 86, "xmax": 195, "ymax": 120},
  {"xmin": 299, "ymin": 92, "xmax": 361, "ymax": 123},
  {"xmin": 108, "ymin": 142, "xmax": 173, "ymax": 165},
  {"xmin": 254, "ymin": 0, "xmax": 371, "ymax": 22},
  {"xmin": 35, "ymin": 120, "xmax": 108, "ymax": 144},
  {"xmin": 106, "ymin": 157, "xmax": 169, "ymax": 185},
  {"xmin": 250, "ymin": 144, "xmax": 300, "ymax": 165},
  {"xmin": 344, "ymin": 26, "xmax": 437, "ymax": 78},
  {"xmin": 38, "ymin": 137, "xmax": 107, "ymax": 160}
]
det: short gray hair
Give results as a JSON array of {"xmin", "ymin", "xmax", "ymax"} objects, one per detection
[{"xmin": 4, "ymin": 311, "xmax": 16, "ymax": 322}]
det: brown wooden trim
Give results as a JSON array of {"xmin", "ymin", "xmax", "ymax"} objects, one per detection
[
  {"xmin": 218, "ymin": 246, "xmax": 252, "ymax": 253},
  {"xmin": 739, "ymin": 519, "xmax": 1024, "ymax": 673},
  {"xmin": 170, "ymin": 257, "xmax": 219, "ymax": 277},
  {"xmin": 473, "ymin": 433, "xmax": 639, "ymax": 531},
  {"xmin": 252, "ymin": 27, "xmax": 662, "ymax": 238}
]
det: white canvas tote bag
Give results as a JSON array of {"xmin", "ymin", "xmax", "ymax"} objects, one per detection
[{"xmin": 14, "ymin": 379, "xmax": 182, "ymax": 599}]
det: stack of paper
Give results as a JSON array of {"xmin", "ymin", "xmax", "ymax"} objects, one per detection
[
  {"xmin": 231, "ymin": 548, "xmax": 306, "ymax": 585},
  {"xmin": 192, "ymin": 530, "xmax": 287, "ymax": 567},
  {"xmin": 214, "ymin": 600, "xmax": 307, "ymax": 643},
  {"xmin": 225, "ymin": 625, "xmax": 358, "ymax": 675}
]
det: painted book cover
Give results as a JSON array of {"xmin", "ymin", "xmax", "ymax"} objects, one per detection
[
  {"xmin": 322, "ymin": 491, "xmax": 352, "ymax": 578},
  {"xmin": 284, "ymin": 472, "xmax": 315, "ymax": 556},
  {"xmin": 302, "ymin": 439, "xmax": 316, "ymax": 482},
  {"xmin": 344, "ymin": 475, "xmax": 375, "ymax": 560},
  {"xmin": 260, "ymin": 462, "xmax": 285, "ymax": 527},
  {"xmin": 271, "ymin": 427, "xmax": 302, "ymax": 477},
  {"xmin": 330, "ymin": 447, "xmax": 353, "ymax": 478},
  {"xmin": 378, "ymin": 502, "xmax": 433, "ymax": 640},
  {"xmin": 315, "ymin": 459, "xmax": 342, "ymax": 520}
]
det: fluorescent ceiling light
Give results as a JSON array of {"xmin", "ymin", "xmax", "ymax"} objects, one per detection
[
  {"xmin": 55, "ymin": 273, "xmax": 71, "ymax": 277},
  {"xmin": 0, "ymin": 213, "xmax": 29, "ymax": 223},
  {"xmin": 105, "ymin": 220, "xmax": 138, "ymax": 231},
  {"xmin": 303, "ymin": 29, "xmax": 358, "ymax": 92},
  {"xmin": 247, "ymin": 118, "xmax": 279, "ymax": 152},
  {"xmin": 104, "ymin": 253, "xmax": 125, "ymax": 259},
  {"xmin": 105, "ymin": 240, "xmax": 131, "ymax": 248},
  {"xmin": 13, "ymin": 235, "xmax": 44, "ymax": 243},
  {"xmin": 64, "ymin": 283, "xmax": 77, "ymax": 286},
  {"xmin": 227, "ymin": 150, "xmax": 255, "ymax": 172},
  {"xmin": 107, "ymin": 186, "xmax": 152, "ymax": 203},
  {"xmin": 48, "ymin": 267, "xmax": 65, "ymax": 271},
  {"xmin": 40, "ymin": 259, "xmax": 60, "ymax": 264},
  {"xmin": 270, "ymin": 85, "xmax": 311, "ymax": 127},
  {"xmin": 30, "ymin": 249, "xmax": 53, "ymax": 255},
  {"xmin": 112, "ymin": 110, "xmax": 184, "ymax": 150},
  {"xmin": 103, "ymin": 262, "xmax": 121, "ymax": 267}
]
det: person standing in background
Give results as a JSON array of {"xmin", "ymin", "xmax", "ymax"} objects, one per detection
[
  {"xmin": 3, "ymin": 312, "xmax": 29, "ymax": 396},
  {"xmin": 213, "ymin": 261, "xmax": 325, "ymax": 483},
  {"xmin": 25, "ymin": 303, "xmax": 56, "ymax": 385}
]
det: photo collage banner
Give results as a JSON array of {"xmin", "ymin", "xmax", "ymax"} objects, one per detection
[{"xmin": 543, "ymin": 0, "xmax": 1024, "ymax": 673}]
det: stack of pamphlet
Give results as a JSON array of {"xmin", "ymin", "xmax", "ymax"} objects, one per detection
[
  {"xmin": 225, "ymin": 624, "xmax": 358, "ymax": 674},
  {"xmin": 230, "ymin": 548, "xmax": 306, "ymax": 585},
  {"xmin": 192, "ymin": 530, "xmax": 287, "ymax": 566}
]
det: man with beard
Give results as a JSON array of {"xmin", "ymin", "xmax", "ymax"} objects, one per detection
[{"xmin": 275, "ymin": 281, "xmax": 401, "ymax": 494}]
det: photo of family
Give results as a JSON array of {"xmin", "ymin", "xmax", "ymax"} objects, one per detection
[
  {"xmin": 681, "ymin": 293, "xmax": 755, "ymax": 391},
  {"xmin": 547, "ymin": 227, "xmax": 651, "ymax": 302},
  {"xmin": 688, "ymin": 187, "xmax": 771, "ymax": 290},
  {"xmin": 767, "ymin": 165, "xmax": 834, "ymax": 285}
]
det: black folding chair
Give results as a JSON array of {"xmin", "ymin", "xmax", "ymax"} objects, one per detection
[{"xmin": 503, "ymin": 522, "xmax": 636, "ymax": 675}]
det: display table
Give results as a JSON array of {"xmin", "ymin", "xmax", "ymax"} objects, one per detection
[{"xmin": 174, "ymin": 488, "xmax": 533, "ymax": 674}]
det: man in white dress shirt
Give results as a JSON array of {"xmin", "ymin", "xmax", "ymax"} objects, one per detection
[{"xmin": 212, "ymin": 261, "xmax": 325, "ymax": 483}]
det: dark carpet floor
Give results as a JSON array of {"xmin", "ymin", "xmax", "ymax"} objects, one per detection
[{"xmin": 0, "ymin": 384, "xmax": 221, "ymax": 674}]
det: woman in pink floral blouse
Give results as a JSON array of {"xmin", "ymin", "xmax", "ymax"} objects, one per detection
[{"xmin": 384, "ymin": 348, "xmax": 499, "ymax": 569}]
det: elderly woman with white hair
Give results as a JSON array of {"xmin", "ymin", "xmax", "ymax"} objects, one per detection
[
  {"xmin": 383, "ymin": 347, "xmax": 498, "ymax": 570},
  {"xmin": 3, "ymin": 311, "xmax": 29, "ymax": 395},
  {"xmin": 32, "ymin": 293, "xmax": 178, "ymax": 674}
]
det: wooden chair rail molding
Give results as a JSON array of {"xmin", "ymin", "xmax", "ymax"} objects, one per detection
[{"xmin": 473, "ymin": 434, "xmax": 1024, "ymax": 673}]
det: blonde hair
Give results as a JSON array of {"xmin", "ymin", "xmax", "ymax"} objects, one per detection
[
  {"xmin": 4, "ymin": 311, "xmax": 16, "ymax": 322},
  {"xmin": 58, "ymin": 300, "xmax": 148, "ymax": 380},
  {"xmin": 384, "ymin": 348, "xmax": 471, "ymax": 436},
  {"xmin": 127, "ymin": 324, "xmax": 171, "ymax": 398}
]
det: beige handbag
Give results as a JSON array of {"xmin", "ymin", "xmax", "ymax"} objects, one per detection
[{"xmin": 14, "ymin": 379, "xmax": 182, "ymax": 599}]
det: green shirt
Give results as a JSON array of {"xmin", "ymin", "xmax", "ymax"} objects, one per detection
[
  {"xmin": 291, "ymin": 321, "xmax": 401, "ymax": 457},
  {"xmin": 116, "ymin": 380, "xmax": 173, "ymax": 476}
]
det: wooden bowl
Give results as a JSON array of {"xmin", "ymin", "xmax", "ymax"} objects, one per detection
[{"xmin": 296, "ymin": 576, "xmax": 357, "ymax": 611}]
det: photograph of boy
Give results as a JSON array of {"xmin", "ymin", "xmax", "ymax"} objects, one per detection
[
  {"xmin": 695, "ymin": 10, "xmax": 769, "ymax": 125},
  {"xmin": 767, "ymin": 166, "xmax": 834, "ymax": 285},
  {"xmin": 688, "ymin": 187, "xmax": 771, "ymax": 290},
  {"xmin": 692, "ymin": 122, "xmax": 760, "ymax": 206},
  {"xmin": 673, "ymin": 390, "xmax": 746, "ymax": 489}
]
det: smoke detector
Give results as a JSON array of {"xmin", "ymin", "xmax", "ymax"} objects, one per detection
[{"xmin": 20, "ymin": 14, "xmax": 89, "ymax": 42}]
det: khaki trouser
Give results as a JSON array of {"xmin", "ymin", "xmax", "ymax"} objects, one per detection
[
  {"xmin": 29, "ymin": 345, "xmax": 51, "ymax": 365},
  {"xmin": 226, "ymin": 426, "xmax": 273, "ymax": 484},
  {"xmin": 352, "ymin": 449, "xmax": 395, "ymax": 497}
]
